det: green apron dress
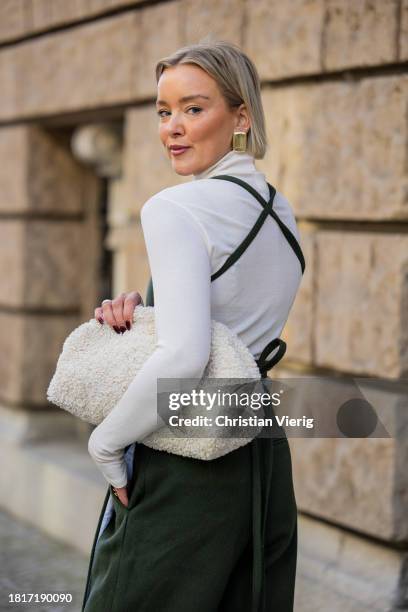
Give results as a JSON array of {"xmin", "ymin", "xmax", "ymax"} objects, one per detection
[{"xmin": 81, "ymin": 175, "xmax": 305, "ymax": 612}]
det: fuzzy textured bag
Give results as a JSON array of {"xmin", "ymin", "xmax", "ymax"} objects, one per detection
[{"xmin": 47, "ymin": 305, "xmax": 263, "ymax": 460}]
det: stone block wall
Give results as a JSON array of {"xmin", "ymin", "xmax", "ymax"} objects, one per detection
[
  {"xmin": 0, "ymin": 126, "xmax": 100, "ymax": 409},
  {"xmin": 0, "ymin": 0, "xmax": 407, "ymax": 604}
]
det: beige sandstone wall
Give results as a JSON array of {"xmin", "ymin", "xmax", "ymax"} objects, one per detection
[
  {"xmin": 0, "ymin": 126, "xmax": 100, "ymax": 408},
  {"xmin": 0, "ymin": 1, "xmax": 407, "ymax": 600}
]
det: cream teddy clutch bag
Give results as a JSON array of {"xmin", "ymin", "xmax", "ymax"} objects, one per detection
[{"xmin": 47, "ymin": 305, "xmax": 263, "ymax": 460}]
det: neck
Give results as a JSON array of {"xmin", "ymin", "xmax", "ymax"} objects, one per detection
[{"xmin": 193, "ymin": 149, "xmax": 258, "ymax": 181}]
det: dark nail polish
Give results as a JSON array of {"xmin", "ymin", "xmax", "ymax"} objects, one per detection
[
  {"xmin": 120, "ymin": 326, "xmax": 126, "ymax": 334},
  {"xmin": 98, "ymin": 317, "xmax": 104, "ymax": 325},
  {"xmin": 113, "ymin": 325, "xmax": 120, "ymax": 334},
  {"xmin": 125, "ymin": 321, "xmax": 131, "ymax": 330}
]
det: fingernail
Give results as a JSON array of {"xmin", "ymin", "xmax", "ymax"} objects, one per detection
[
  {"xmin": 113, "ymin": 325, "xmax": 120, "ymax": 334},
  {"xmin": 125, "ymin": 321, "xmax": 131, "ymax": 330},
  {"xmin": 98, "ymin": 317, "xmax": 104, "ymax": 325},
  {"xmin": 120, "ymin": 326, "xmax": 126, "ymax": 334}
]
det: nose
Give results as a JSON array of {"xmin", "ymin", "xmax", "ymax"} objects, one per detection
[{"xmin": 166, "ymin": 110, "xmax": 185, "ymax": 136}]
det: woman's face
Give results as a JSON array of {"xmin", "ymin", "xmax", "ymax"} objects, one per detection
[{"xmin": 156, "ymin": 63, "xmax": 250, "ymax": 176}]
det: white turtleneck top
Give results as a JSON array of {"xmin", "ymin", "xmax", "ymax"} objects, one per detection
[{"xmin": 88, "ymin": 150, "xmax": 303, "ymax": 488}]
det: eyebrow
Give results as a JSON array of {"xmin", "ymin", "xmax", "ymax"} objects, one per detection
[{"xmin": 155, "ymin": 94, "xmax": 210, "ymax": 106}]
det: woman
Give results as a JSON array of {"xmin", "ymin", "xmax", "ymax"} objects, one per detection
[{"xmin": 82, "ymin": 40, "xmax": 304, "ymax": 612}]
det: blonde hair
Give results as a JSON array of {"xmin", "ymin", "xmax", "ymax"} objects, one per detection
[{"xmin": 155, "ymin": 38, "xmax": 267, "ymax": 159}]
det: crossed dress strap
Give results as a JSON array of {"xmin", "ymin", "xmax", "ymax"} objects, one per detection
[
  {"xmin": 145, "ymin": 174, "xmax": 305, "ymax": 377},
  {"xmin": 210, "ymin": 180, "xmax": 276, "ymax": 281},
  {"xmin": 211, "ymin": 175, "xmax": 305, "ymax": 275},
  {"xmin": 210, "ymin": 174, "xmax": 305, "ymax": 378}
]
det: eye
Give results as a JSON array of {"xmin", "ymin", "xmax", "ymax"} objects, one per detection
[
  {"xmin": 186, "ymin": 106, "xmax": 202, "ymax": 115},
  {"xmin": 156, "ymin": 106, "xmax": 202, "ymax": 118}
]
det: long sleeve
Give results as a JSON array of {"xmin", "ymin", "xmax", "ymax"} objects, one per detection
[{"xmin": 87, "ymin": 196, "xmax": 212, "ymax": 487}]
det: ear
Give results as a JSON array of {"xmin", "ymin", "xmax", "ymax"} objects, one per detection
[{"xmin": 235, "ymin": 104, "xmax": 251, "ymax": 133}]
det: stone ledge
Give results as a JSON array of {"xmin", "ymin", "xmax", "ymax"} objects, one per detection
[
  {"xmin": 296, "ymin": 514, "xmax": 407, "ymax": 611},
  {"xmin": 0, "ymin": 403, "xmax": 89, "ymax": 445},
  {"xmin": 0, "ymin": 433, "xmax": 106, "ymax": 557}
]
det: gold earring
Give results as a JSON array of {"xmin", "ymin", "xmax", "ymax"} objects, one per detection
[{"xmin": 232, "ymin": 130, "xmax": 247, "ymax": 153}]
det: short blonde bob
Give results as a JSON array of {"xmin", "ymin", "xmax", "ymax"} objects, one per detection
[{"xmin": 155, "ymin": 38, "xmax": 267, "ymax": 159}]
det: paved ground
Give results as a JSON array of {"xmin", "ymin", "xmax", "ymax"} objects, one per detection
[{"xmin": 0, "ymin": 510, "xmax": 89, "ymax": 612}]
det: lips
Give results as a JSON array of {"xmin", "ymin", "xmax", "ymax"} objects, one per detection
[{"xmin": 169, "ymin": 145, "xmax": 190, "ymax": 156}]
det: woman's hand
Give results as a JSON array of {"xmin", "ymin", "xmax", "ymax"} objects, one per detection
[
  {"xmin": 95, "ymin": 291, "xmax": 144, "ymax": 334},
  {"xmin": 112, "ymin": 485, "xmax": 129, "ymax": 508}
]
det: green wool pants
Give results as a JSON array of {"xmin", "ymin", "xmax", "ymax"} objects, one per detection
[{"xmin": 82, "ymin": 434, "xmax": 297, "ymax": 612}]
